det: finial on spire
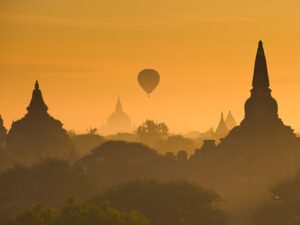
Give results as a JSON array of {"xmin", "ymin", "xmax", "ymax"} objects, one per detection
[
  {"xmin": 116, "ymin": 96, "xmax": 123, "ymax": 111},
  {"xmin": 221, "ymin": 112, "xmax": 224, "ymax": 120},
  {"xmin": 216, "ymin": 111, "xmax": 229, "ymax": 136},
  {"xmin": 252, "ymin": 40, "xmax": 270, "ymax": 89},
  {"xmin": 35, "ymin": 80, "xmax": 39, "ymax": 90}
]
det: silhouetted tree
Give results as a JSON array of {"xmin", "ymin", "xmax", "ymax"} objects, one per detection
[
  {"xmin": 105, "ymin": 132, "xmax": 138, "ymax": 143},
  {"xmin": 67, "ymin": 129, "xmax": 76, "ymax": 138},
  {"xmin": 87, "ymin": 127, "xmax": 98, "ymax": 135},
  {"xmin": 176, "ymin": 150, "xmax": 188, "ymax": 161},
  {"xmin": 0, "ymin": 159, "xmax": 94, "ymax": 221},
  {"xmin": 9, "ymin": 199, "xmax": 148, "ymax": 225},
  {"xmin": 154, "ymin": 135, "xmax": 196, "ymax": 154},
  {"xmin": 165, "ymin": 152, "xmax": 176, "ymax": 160},
  {"xmin": 77, "ymin": 141, "xmax": 161, "ymax": 184},
  {"xmin": 254, "ymin": 172, "xmax": 300, "ymax": 225},
  {"xmin": 136, "ymin": 120, "xmax": 168, "ymax": 146},
  {"xmin": 71, "ymin": 133, "xmax": 106, "ymax": 157},
  {"xmin": 79, "ymin": 141, "xmax": 159, "ymax": 164},
  {"xmin": 93, "ymin": 180, "xmax": 229, "ymax": 225}
]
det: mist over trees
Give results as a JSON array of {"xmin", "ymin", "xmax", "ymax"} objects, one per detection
[
  {"xmin": 93, "ymin": 180, "xmax": 229, "ymax": 225},
  {"xmin": 254, "ymin": 172, "xmax": 300, "ymax": 225},
  {"xmin": 2, "ymin": 113, "xmax": 300, "ymax": 225},
  {"xmin": 1, "ymin": 41, "xmax": 300, "ymax": 225},
  {"xmin": 71, "ymin": 130, "xmax": 106, "ymax": 157}
]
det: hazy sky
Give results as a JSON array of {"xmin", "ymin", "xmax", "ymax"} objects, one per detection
[{"xmin": 1, "ymin": 0, "xmax": 300, "ymax": 133}]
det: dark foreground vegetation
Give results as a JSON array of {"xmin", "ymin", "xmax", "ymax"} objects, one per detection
[
  {"xmin": 0, "ymin": 160, "xmax": 229, "ymax": 225},
  {"xmin": 1, "ymin": 122, "xmax": 300, "ymax": 225},
  {"xmin": 1, "ymin": 137, "xmax": 300, "ymax": 225},
  {"xmin": 6, "ymin": 199, "xmax": 149, "ymax": 225}
]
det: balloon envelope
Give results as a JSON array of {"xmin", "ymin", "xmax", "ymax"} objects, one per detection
[{"xmin": 137, "ymin": 69, "xmax": 160, "ymax": 95}]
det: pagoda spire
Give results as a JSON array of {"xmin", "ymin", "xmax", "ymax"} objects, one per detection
[
  {"xmin": 252, "ymin": 41, "xmax": 270, "ymax": 90},
  {"xmin": 243, "ymin": 41, "xmax": 279, "ymax": 122},
  {"xmin": 26, "ymin": 80, "xmax": 48, "ymax": 115},
  {"xmin": 35, "ymin": 80, "xmax": 39, "ymax": 89},
  {"xmin": 116, "ymin": 96, "xmax": 123, "ymax": 112},
  {"xmin": 225, "ymin": 110, "xmax": 237, "ymax": 130},
  {"xmin": 216, "ymin": 112, "xmax": 229, "ymax": 136}
]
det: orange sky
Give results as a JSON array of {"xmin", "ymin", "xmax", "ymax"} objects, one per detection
[{"xmin": 1, "ymin": 0, "xmax": 300, "ymax": 134}]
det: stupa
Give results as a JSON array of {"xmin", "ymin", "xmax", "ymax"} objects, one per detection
[{"xmin": 7, "ymin": 81, "xmax": 75, "ymax": 163}]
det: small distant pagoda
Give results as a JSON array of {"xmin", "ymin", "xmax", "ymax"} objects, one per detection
[
  {"xmin": 7, "ymin": 81, "xmax": 75, "ymax": 163},
  {"xmin": 225, "ymin": 111, "xmax": 237, "ymax": 130},
  {"xmin": 214, "ymin": 112, "xmax": 229, "ymax": 139},
  {"xmin": 103, "ymin": 97, "xmax": 132, "ymax": 134}
]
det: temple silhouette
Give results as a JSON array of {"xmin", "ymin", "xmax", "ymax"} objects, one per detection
[
  {"xmin": 101, "ymin": 97, "xmax": 132, "ymax": 134},
  {"xmin": 198, "ymin": 41, "xmax": 298, "ymax": 155},
  {"xmin": 214, "ymin": 112, "xmax": 229, "ymax": 139},
  {"xmin": 225, "ymin": 110, "xmax": 237, "ymax": 130},
  {"xmin": 7, "ymin": 81, "xmax": 75, "ymax": 163}
]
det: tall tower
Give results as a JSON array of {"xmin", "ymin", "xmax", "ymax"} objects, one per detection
[
  {"xmin": 243, "ymin": 41, "xmax": 279, "ymax": 124},
  {"xmin": 218, "ymin": 41, "xmax": 296, "ymax": 149}
]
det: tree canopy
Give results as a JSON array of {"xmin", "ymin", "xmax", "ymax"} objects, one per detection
[
  {"xmin": 253, "ymin": 172, "xmax": 300, "ymax": 225},
  {"xmin": 93, "ymin": 180, "xmax": 229, "ymax": 225},
  {"xmin": 9, "ymin": 199, "xmax": 149, "ymax": 225},
  {"xmin": 136, "ymin": 120, "xmax": 169, "ymax": 146}
]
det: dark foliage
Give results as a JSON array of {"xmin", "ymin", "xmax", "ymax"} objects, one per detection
[
  {"xmin": 154, "ymin": 135, "xmax": 196, "ymax": 155},
  {"xmin": 93, "ymin": 180, "xmax": 229, "ymax": 225},
  {"xmin": 0, "ymin": 159, "xmax": 93, "ymax": 222},
  {"xmin": 136, "ymin": 120, "xmax": 168, "ymax": 146},
  {"xmin": 7, "ymin": 199, "xmax": 148, "ymax": 225},
  {"xmin": 254, "ymin": 173, "xmax": 300, "ymax": 225},
  {"xmin": 71, "ymin": 133, "xmax": 106, "ymax": 157},
  {"xmin": 77, "ymin": 141, "xmax": 163, "ymax": 184}
]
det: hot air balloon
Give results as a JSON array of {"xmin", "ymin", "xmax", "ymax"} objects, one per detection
[{"xmin": 137, "ymin": 69, "xmax": 160, "ymax": 96}]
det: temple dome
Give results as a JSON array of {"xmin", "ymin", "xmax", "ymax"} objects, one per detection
[
  {"xmin": 244, "ymin": 93, "xmax": 278, "ymax": 122},
  {"xmin": 105, "ymin": 97, "xmax": 132, "ymax": 134}
]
